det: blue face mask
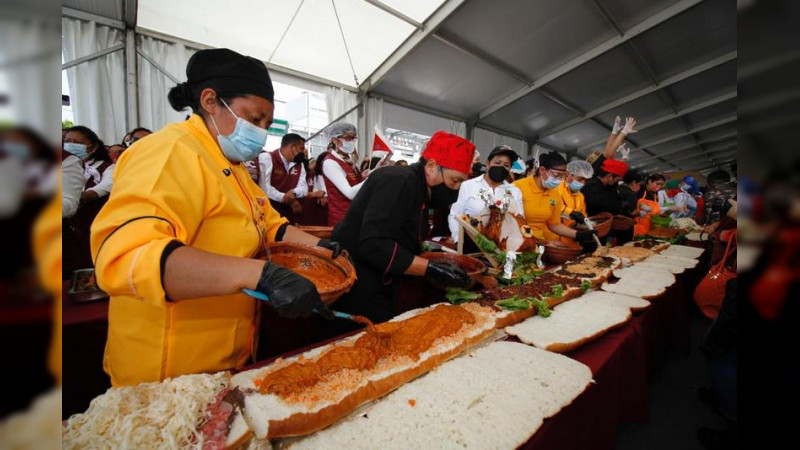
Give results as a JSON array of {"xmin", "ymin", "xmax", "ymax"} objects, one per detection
[
  {"xmin": 64, "ymin": 142, "xmax": 88, "ymax": 160},
  {"xmin": 542, "ymin": 170, "xmax": 562, "ymax": 189},
  {"xmin": 569, "ymin": 180, "xmax": 584, "ymax": 192},
  {"xmin": 680, "ymin": 184, "xmax": 691, "ymax": 192},
  {"xmin": 2, "ymin": 142, "xmax": 30, "ymax": 160},
  {"xmin": 210, "ymin": 99, "xmax": 268, "ymax": 162}
]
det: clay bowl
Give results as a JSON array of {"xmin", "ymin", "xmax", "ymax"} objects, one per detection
[
  {"xmin": 294, "ymin": 225, "xmax": 333, "ymax": 239},
  {"xmin": 420, "ymin": 252, "xmax": 487, "ymax": 290},
  {"xmin": 573, "ymin": 212, "xmax": 613, "ymax": 237},
  {"xmin": 612, "ymin": 214, "xmax": 635, "ymax": 231},
  {"xmin": 266, "ymin": 243, "xmax": 356, "ymax": 305},
  {"xmin": 541, "ymin": 240, "xmax": 583, "ymax": 265}
]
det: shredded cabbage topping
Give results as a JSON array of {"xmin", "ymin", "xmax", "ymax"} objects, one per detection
[{"xmin": 63, "ymin": 372, "xmax": 229, "ymax": 449}]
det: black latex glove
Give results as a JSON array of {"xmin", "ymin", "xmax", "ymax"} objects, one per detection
[
  {"xmin": 256, "ymin": 262, "xmax": 333, "ymax": 319},
  {"xmin": 317, "ymin": 239, "xmax": 342, "ymax": 259},
  {"xmin": 575, "ymin": 229, "xmax": 598, "ymax": 244},
  {"xmin": 569, "ymin": 211, "xmax": 586, "ymax": 224},
  {"xmin": 425, "ymin": 262, "xmax": 471, "ymax": 288}
]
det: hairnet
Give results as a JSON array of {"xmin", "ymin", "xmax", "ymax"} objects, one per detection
[
  {"xmin": 566, "ymin": 160, "xmax": 594, "ymax": 178},
  {"xmin": 323, "ymin": 122, "xmax": 357, "ymax": 141}
]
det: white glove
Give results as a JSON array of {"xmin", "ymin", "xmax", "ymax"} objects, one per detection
[
  {"xmin": 612, "ymin": 116, "xmax": 622, "ymax": 135},
  {"xmin": 639, "ymin": 210, "xmax": 648, "ymax": 217},
  {"xmin": 622, "ymin": 117, "xmax": 637, "ymax": 135},
  {"xmin": 618, "ymin": 143, "xmax": 631, "ymax": 160},
  {"xmin": 640, "ymin": 203, "xmax": 652, "ymax": 213}
]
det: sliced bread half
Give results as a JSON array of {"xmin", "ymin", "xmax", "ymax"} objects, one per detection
[{"xmin": 285, "ymin": 341, "xmax": 592, "ymax": 450}]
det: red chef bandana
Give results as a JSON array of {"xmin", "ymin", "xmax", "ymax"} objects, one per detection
[
  {"xmin": 601, "ymin": 158, "xmax": 629, "ymax": 177},
  {"xmin": 421, "ymin": 131, "xmax": 475, "ymax": 175}
]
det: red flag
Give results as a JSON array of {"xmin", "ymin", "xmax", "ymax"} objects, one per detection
[{"xmin": 371, "ymin": 127, "xmax": 395, "ymax": 157}]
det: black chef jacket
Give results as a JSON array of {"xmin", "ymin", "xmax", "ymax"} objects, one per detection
[
  {"xmin": 582, "ymin": 177, "xmax": 622, "ymax": 216},
  {"xmin": 330, "ymin": 162, "xmax": 429, "ymax": 324}
]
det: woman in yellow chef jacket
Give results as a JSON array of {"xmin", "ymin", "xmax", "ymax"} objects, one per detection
[
  {"xmin": 512, "ymin": 152, "xmax": 597, "ymax": 245},
  {"xmin": 557, "ymin": 160, "xmax": 594, "ymax": 244},
  {"xmin": 90, "ymin": 49, "xmax": 339, "ymax": 387}
]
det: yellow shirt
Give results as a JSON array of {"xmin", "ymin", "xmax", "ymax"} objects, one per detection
[
  {"xmin": 512, "ymin": 177, "xmax": 561, "ymax": 241},
  {"xmin": 33, "ymin": 179, "xmax": 62, "ymax": 386},
  {"xmin": 557, "ymin": 183, "xmax": 586, "ymax": 244},
  {"xmin": 91, "ymin": 114, "xmax": 288, "ymax": 386}
]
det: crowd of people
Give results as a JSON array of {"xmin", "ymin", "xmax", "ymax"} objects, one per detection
[{"xmin": 49, "ymin": 48, "xmax": 739, "ymax": 388}]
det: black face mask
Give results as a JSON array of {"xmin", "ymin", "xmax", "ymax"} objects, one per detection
[
  {"xmin": 430, "ymin": 167, "xmax": 460, "ymax": 206},
  {"xmin": 471, "ymin": 162, "xmax": 486, "ymax": 175},
  {"xmin": 487, "ymin": 166, "xmax": 509, "ymax": 183}
]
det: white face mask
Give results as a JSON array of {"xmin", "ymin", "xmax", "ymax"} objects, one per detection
[
  {"xmin": 339, "ymin": 140, "xmax": 356, "ymax": 153},
  {"xmin": 0, "ymin": 158, "xmax": 25, "ymax": 217}
]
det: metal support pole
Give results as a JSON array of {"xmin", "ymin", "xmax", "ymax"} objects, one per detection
[{"xmin": 124, "ymin": 29, "xmax": 139, "ymax": 131}]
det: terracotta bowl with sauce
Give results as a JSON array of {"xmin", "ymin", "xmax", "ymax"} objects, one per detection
[
  {"xmin": 266, "ymin": 243, "xmax": 357, "ymax": 305},
  {"xmin": 294, "ymin": 225, "xmax": 333, "ymax": 239},
  {"xmin": 572, "ymin": 212, "xmax": 613, "ymax": 237},
  {"xmin": 541, "ymin": 240, "xmax": 583, "ymax": 264},
  {"xmin": 612, "ymin": 214, "xmax": 635, "ymax": 231},
  {"xmin": 420, "ymin": 252, "xmax": 487, "ymax": 290}
]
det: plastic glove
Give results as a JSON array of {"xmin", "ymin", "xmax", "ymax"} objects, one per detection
[
  {"xmin": 618, "ymin": 143, "xmax": 631, "ymax": 160},
  {"xmin": 425, "ymin": 262, "xmax": 470, "ymax": 288},
  {"xmin": 622, "ymin": 117, "xmax": 637, "ymax": 135},
  {"xmin": 569, "ymin": 211, "xmax": 586, "ymax": 224},
  {"xmin": 256, "ymin": 262, "xmax": 332, "ymax": 319},
  {"xmin": 612, "ymin": 116, "xmax": 622, "ymax": 135},
  {"xmin": 640, "ymin": 203, "xmax": 653, "ymax": 213},
  {"xmin": 317, "ymin": 239, "xmax": 342, "ymax": 259},
  {"xmin": 639, "ymin": 210, "xmax": 648, "ymax": 217},
  {"xmin": 575, "ymin": 229, "xmax": 598, "ymax": 244}
]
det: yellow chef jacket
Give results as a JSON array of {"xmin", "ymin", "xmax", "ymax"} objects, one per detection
[
  {"xmin": 91, "ymin": 114, "xmax": 288, "ymax": 386},
  {"xmin": 512, "ymin": 177, "xmax": 561, "ymax": 241},
  {"xmin": 557, "ymin": 183, "xmax": 587, "ymax": 245},
  {"xmin": 33, "ymin": 179, "xmax": 62, "ymax": 386}
]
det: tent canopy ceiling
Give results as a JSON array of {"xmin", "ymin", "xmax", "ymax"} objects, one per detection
[{"xmin": 62, "ymin": 0, "xmax": 737, "ymax": 173}]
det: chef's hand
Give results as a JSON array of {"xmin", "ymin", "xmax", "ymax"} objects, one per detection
[
  {"xmin": 317, "ymin": 239, "xmax": 342, "ymax": 259},
  {"xmin": 568, "ymin": 211, "xmax": 586, "ymax": 224},
  {"xmin": 256, "ymin": 262, "xmax": 330, "ymax": 319},
  {"xmin": 425, "ymin": 262, "xmax": 470, "ymax": 288},
  {"xmin": 640, "ymin": 204, "xmax": 653, "ymax": 213},
  {"xmin": 575, "ymin": 229, "xmax": 598, "ymax": 244}
]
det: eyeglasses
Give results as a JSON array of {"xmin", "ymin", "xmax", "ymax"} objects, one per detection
[{"xmin": 547, "ymin": 168, "xmax": 569, "ymax": 180}]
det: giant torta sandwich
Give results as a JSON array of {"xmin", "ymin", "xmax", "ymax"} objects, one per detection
[{"xmin": 231, "ymin": 303, "xmax": 496, "ymax": 439}]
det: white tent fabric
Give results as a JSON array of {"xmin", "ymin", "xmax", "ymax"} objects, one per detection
[
  {"xmin": 62, "ymin": 18, "xmax": 127, "ymax": 144},
  {"xmin": 136, "ymin": 0, "xmax": 443, "ymax": 87},
  {"xmin": 383, "ymin": 102, "xmax": 465, "ymax": 140},
  {"xmin": 365, "ymin": 95, "xmax": 384, "ymax": 155},
  {"xmin": 0, "ymin": 17, "xmax": 61, "ymax": 142},
  {"xmin": 137, "ymin": 35, "xmax": 195, "ymax": 132},
  {"xmin": 473, "ymin": 127, "xmax": 526, "ymax": 160}
]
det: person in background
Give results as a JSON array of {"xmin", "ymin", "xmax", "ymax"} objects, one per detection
[
  {"xmin": 446, "ymin": 145, "xmax": 524, "ymax": 251},
  {"xmin": 330, "ymin": 131, "xmax": 474, "ymax": 326},
  {"xmin": 513, "ymin": 152, "xmax": 597, "ymax": 244},
  {"xmin": 107, "ymin": 144, "xmax": 125, "ymax": 163},
  {"xmin": 702, "ymin": 170, "xmax": 737, "ymax": 227},
  {"xmin": 122, "ymin": 127, "xmax": 152, "ymax": 148},
  {"xmin": 320, "ymin": 122, "xmax": 366, "ymax": 226},
  {"xmin": 618, "ymin": 169, "xmax": 643, "ymax": 218},
  {"xmin": 256, "ymin": 133, "xmax": 308, "ymax": 220},
  {"xmin": 558, "ymin": 160, "xmax": 594, "ymax": 243},
  {"xmin": 395, "ymin": 159, "xmax": 408, "ymax": 166},
  {"xmin": 470, "ymin": 149, "xmax": 485, "ymax": 178},
  {"xmin": 582, "ymin": 158, "xmax": 628, "ymax": 216},
  {"xmin": 634, "ymin": 172, "xmax": 666, "ymax": 235},
  {"xmin": 63, "ymin": 126, "xmax": 111, "ymax": 200},
  {"xmin": 668, "ymin": 176, "xmax": 699, "ymax": 219},
  {"xmin": 305, "ymin": 157, "xmax": 328, "ymax": 207},
  {"xmin": 510, "ymin": 157, "xmax": 526, "ymax": 181}
]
